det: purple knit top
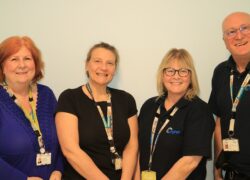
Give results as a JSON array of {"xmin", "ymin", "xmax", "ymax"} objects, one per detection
[{"xmin": 0, "ymin": 84, "xmax": 63, "ymax": 180}]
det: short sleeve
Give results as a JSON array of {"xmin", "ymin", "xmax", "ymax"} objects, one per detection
[
  {"xmin": 208, "ymin": 67, "xmax": 220, "ymax": 117},
  {"xmin": 56, "ymin": 89, "xmax": 77, "ymax": 116},
  {"xmin": 45, "ymin": 86, "xmax": 57, "ymax": 116},
  {"xmin": 183, "ymin": 100, "xmax": 215, "ymax": 158},
  {"xmin": 125, "ymin": 92, "xmax": 137, "ymax": 118}
]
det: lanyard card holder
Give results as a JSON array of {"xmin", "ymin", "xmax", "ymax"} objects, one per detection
[
  {"xmin": 36, "ymin": 133, "xmax": 51, "ymax": 166},
  {"xmin": 223, "ymin": 118, "xmax": 239, "ymax": 152},
  {"xmin": 141, "ymin": 170, "xmax": 156, "ymax": 180},
  {"xmin": 114, "ymin": 157, "xmax": 122, "ymax": 170},
  {"xmin": 225, "ymin": 71, "xmax": 250, "ymax": 153},
  {"xmin": 223, "ymin": 138, "xmax": 240, "ymax": 152},
  {"xmin": 36, "ymin": 152, "xmax": 51, "ymax": 166},
  {"xmin": 86, "ymin": 83, "xmax": 122, "ymax": 170}
]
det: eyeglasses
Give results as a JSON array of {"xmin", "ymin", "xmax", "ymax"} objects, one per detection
[
  {"xmin": 224, "ymin": 24, "xmax": 250, "ymax": 39},
  {"xmin": 163, "ymin": 68, "xmax": 190, "ymax": 77}
]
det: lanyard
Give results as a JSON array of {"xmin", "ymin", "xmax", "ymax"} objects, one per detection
[
  {"xmin": 148, "ymin": 105, "xmax": 178, "ymax": 170},
  {"xmin": 21, "ymin": 89, "xmax": 41, "ymax": 134},
  {"xmin": 228, "ymin": 70, "xmax": 250, "ymax": 137},
  {"xmin": 86, "ymin": 83, "xmax": 121, "ymax": 160},
  {"xmin": 2, "ymin": 82, "xmax": 46, "ymax": 154}
]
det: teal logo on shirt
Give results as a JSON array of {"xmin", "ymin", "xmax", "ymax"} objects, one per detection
[{"xmin": 166, "ymin": 127, "xmax": 181, "ymax": 135}]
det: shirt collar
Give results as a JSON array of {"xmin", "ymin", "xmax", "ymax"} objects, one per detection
[
  {"xmin": 226, "ymin": 56, "xmax": 250, "ymax": 72},
  {"xmin": 157, "ymin": 93, "xmax": 191, "ymax": 110}
]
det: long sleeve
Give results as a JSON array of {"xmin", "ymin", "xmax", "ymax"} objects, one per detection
[
  {"xmin": 55, "ymin": 149, "xmax": 64, "ymax": 172},
  {"xmin": 49, "ymin": 87, "xmax": 64, "ymax": 173},
  {"xmin": 0, "ymin": 84, "xmax": 64, "ymax": 180}
]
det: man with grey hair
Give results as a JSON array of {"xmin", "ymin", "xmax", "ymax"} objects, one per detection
[{"xmin": 209, "ymin": 12, "xmax": 250, "ymax": 180}]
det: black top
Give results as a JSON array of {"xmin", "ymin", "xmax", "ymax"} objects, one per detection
[
  {"xmin": 56, "ymin": 86, "xmax": 137, "ymax": 180},
  {"xmin": 139, "ymin": 95, "xmax": 214, "ymax": 180},
  {"xmin": 209, "ymin": 56, "xmax": 250, "ymax": 176}
]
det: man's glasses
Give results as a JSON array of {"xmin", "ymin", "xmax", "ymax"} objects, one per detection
[
  {"xmin": 163, "ymin": 68, "xmax": 190, "ymax": 77},
  {"xmin": 224, "ymin": 24, "xmax": 250, "ymax": 39}
]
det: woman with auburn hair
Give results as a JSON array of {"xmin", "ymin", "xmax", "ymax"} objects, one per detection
[
  {"xmin": 0, "ymin": 36, "xmax": 63, "ymax": 180},
  {"xmin": 136, "ymin": 48, "xmax": 214, "ymax": 180}
]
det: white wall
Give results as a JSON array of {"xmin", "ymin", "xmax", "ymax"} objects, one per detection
[{"xmin": 1, "ymin": 1, "xmax": 249, "ymax": 179}]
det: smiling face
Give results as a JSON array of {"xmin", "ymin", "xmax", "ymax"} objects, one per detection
[
  {"xmin": 86, "ymin": 47, "xmax": 116, "ymax": 87},
  {"xmin": 223, "ymin": 12, "xmax": 250, "ymax": 59},
  {"xmin": 2, "ymin": 46, "xmax": 35, "ymax": 87},
  {"xmin": 163, "ymin": 58, "xmax": 191, "ymax": 98}
]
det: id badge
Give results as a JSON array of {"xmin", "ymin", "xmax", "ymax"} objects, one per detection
[
  {"xmin": 141, "ymin": 170, "xmax": 156, "ymax": 180},
  {"xmin": 223, "ymin": 138, "xmax": 240, "ymax": 152},
  {"xmin": 114, "ymin": 157, "xmax": 122, "ymax": 170},
  {"xmin": 36, "ymin": 152, "xmax": 52, "ymax": 166}
]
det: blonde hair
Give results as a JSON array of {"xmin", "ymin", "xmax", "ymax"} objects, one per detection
[
  {"xmin": 85, "ymin": 42, "xmax": 119, "ymax": 77},
  {"xmin": 156, "ymin": 48, "xmax": 199, "ymax": 100}
]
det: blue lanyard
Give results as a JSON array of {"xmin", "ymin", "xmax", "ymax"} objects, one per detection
[
  {"xmin": 86, "ymin": 83, "xmax": 112, "ymax": 128},
  {"xmin": 228, "ymin": 70, "xmax": 250, "ymax": 137},
  {"xmin": 230, "ymin": 70, "xmax": 250, "ymax": 112}
]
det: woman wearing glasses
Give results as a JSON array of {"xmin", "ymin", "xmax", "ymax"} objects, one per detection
[{"xmin": 137, "ymin": 48, "xmax": 214, "ymax": 180}]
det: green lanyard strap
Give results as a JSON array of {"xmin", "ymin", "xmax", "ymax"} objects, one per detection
[
  {"xmin": 2, "ymin": 82, "xmax": 46, "ymax": 154},
  {"xmin": 86, "ymin": 83, "xmax": 121, "ymax": 160},
  {"xmin": 228, "ymin": 70, "xmax": 250, "ymax": 137}
]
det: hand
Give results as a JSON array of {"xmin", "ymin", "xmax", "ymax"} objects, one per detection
[
  {"xmin": 214, "ymin": 175, "xmax": 223, "ymax": 180},
  {"xmin": 214, "ymin": 168, "xmax": 223, "ymax": 180},
  {"xmin": 27, "ymin": 177, "xmax": 43, "ymax": 180},
  {"xmin": 49, "ymin": 170, "xmax": 62, "ymax": 180}
]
